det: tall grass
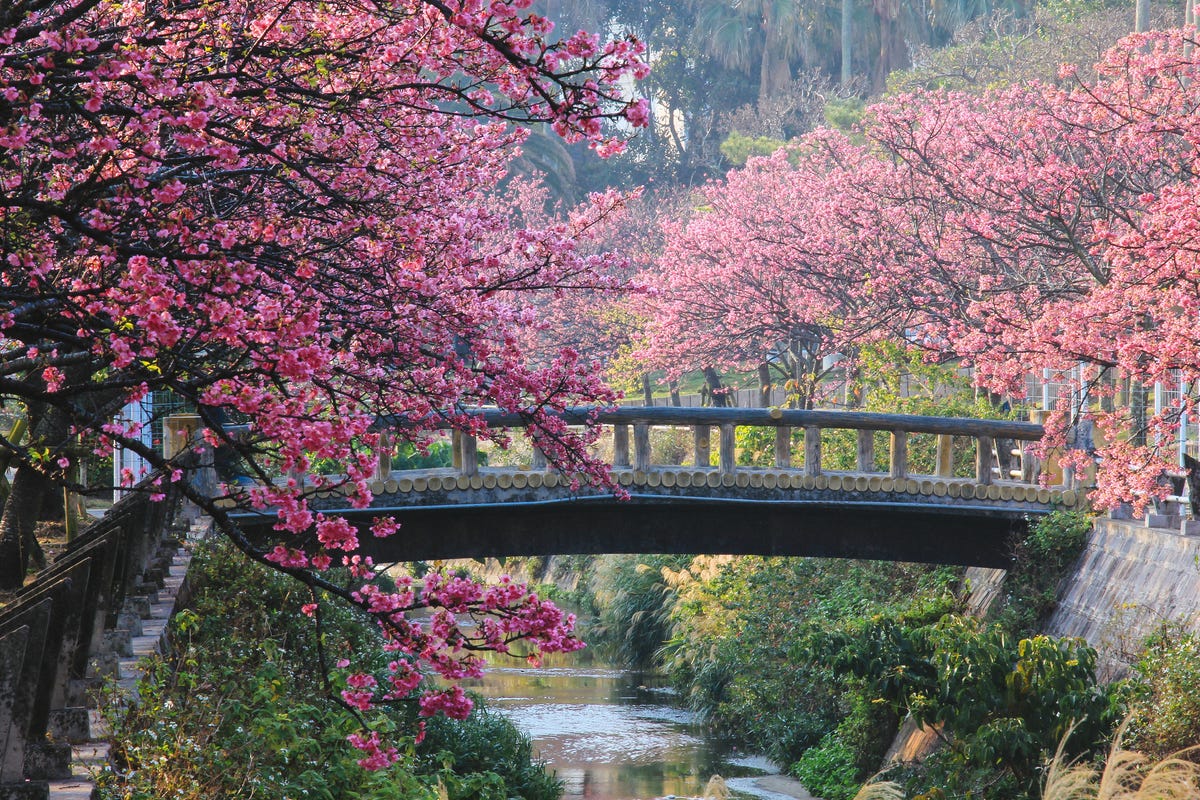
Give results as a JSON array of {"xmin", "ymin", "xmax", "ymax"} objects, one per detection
[{"xmin": 1043, "ymin": 729, "xmax": 1200, "ymax": 800}]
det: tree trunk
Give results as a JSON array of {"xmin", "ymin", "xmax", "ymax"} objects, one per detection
[
  {"xmin": 641, "ymin": 373, "xmax": 654, "ymax": 406},
  {"xmin": 1135, "ymin": 0, "xmax": 1150, "ymax": 30},
  {"xmin": 844, "ymin": 359, "xmax": 863, "ymax": 408},
  {"xmin": 668, "ymin": 380, "xmax": 682, "ymax": 407},
  {"xmin": 0, "ymin": 406, "xmax": 71, "ymax": 589},
  {"xmin": 841, "ymin": 0, "xmax": 853, "ymax": 87},
  {"xmin": 872, "ymin": 0, "xmax": 908, "ymax": 91},
  {"xmin": 703, "ymin": 367, "xmax": 730, "ymax": 407},
  {"xmin": 759, "ymin": 6, "xmax": 794, "ymax": 103},
  {"xmin": 0, "ymin": 464, "xmax": 51, "ymax": 588},
  {"xmin": 758, "ymin": 362, "xmax": 772, "ymax": 407}
]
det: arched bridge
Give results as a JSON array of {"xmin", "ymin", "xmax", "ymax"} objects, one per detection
[{"xmin": 224, "ymin": 407, "xmax": 1083, "ymax": 569}]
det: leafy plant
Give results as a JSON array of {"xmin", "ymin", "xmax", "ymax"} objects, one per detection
[
  {"xmin": 993, "ymin": 511, "xmax": 1091, "ymax": 637},
  {"xmin": 97, "ymin": 539, "xmax": 556, "ymax": 800},
  {"xmin": 1125, "ymin": 627, "xmax": 1200, "ymax": 760}
]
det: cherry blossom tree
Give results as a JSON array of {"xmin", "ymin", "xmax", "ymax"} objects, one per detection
[
  {"xmin": 851, "ymin": 30, "xmax": 1200, "ymax": 509},
  {"xmin": 0, "ymin": 0, "xmax": 647, "ymax": 766},
  {"xmin": 641, "ymin": 132, "xmax": 896, "ymax": 408},
  {"xmin": 645, "ymin": 28, "xmax": 1200, "ymax": 508}
]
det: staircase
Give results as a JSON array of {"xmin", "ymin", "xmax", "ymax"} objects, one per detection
[{"xmin": 0, "ymin": 482, "xmax": 200, "ymax": 800}]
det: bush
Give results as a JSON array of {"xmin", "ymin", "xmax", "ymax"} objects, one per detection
[
  {"xmin": 97, "ymin": 539, "xmax": 554, "ymax": 800},
  {"xmin": 1126, "ymin": 627, "xmax": 1200, "ymax": 759},
  {"xmin": 994, "ymin": 511, "xmax": 1091, "ymax": 636},
  {"xmin": 793, "ymin": 732, "xmax": 861, "ymax": 800}
]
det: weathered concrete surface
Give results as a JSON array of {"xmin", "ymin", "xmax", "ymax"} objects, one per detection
[
  {"xmin": 962, "ymin": 566, "xmax": 1008, "ymax": 618},
  {"xmin": 45, "ymin": 517, "xmax": 205, "ymax": 800},
  {"xmin": 725, "ymin": 773, "xmax": 823, "ymax": 799},
  {"xmin": 230, "ymin": 468, "xmax": 1070, "ymax": 568},
  {"xmin": 1045, "ymin": 518, "xmax": 1200, "ymax": 680}
]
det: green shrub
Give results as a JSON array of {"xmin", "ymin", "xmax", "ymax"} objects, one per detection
[
  {"xmin": 994, "ymin": 511, "xmax": 1091, "ymax": 636},
  {"xmin": 793, "ymin": 732, "xmax": 861, "ymax": 800},
  {"xmin": 1126, "ymin": 627, "xmax": 1200, "ymax": 759},
  {"xmin": 97, "ymin": 539, "xmax": 554, "ymax": 800},
  {"xmin": 719, "ymin": 131, "xmax": 788, "ymax": 166}
]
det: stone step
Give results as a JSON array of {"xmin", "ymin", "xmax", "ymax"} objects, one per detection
[{"xmin": 50, "ymin": 536, "xmax": 196, "ymax": 800}]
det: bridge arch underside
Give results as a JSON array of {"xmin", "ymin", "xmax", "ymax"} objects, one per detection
[{"xmin": 234, "ymin": 494, "xmax": 1040, "ymax": 568}]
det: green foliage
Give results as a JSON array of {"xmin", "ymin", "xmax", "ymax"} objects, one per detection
[
  {"xmin": 992, "ymin": 511, "xmax": 1091, "ymax": 637},
  {"xmin": 719, "ymin": 130, "xmax": 788, "ymax": 166},
  {"xmin": 309, "ymin": 439, "xmax": 458, "ymax": 475},
  {"xmin": 733, "ymin": 342, "xmax": 1012, "ymax": 473},
  {"xmin": 418, "ymin": 706, "xmax": 560, "ymax": 800},
  {"xmin": 656, "ymin": 556, "xmax": 959, "ymax": 766},
  {"xmin": 97, "ymin": 539, "xmax": 554, "ymax": 800},
  {"xmin": 392, "ymin": 440, "xmax": 458, "ymax": 470},
  {"xmin": 588, "ymin": 554, "xmax": 689, "ymax": 669},
  {"xmin": 794, "ymin": 693, "xmax": 902, "ymax": 800},
  {"xmin": 1126, "ymin": 627, "xmax": 1200, "ymax": 760},
  {"xmin": 735, "ymin": 425, "xmax": 800, "ymax": 467},
  {"xmin": 793, "ymin": 732, "xmax": 861, "ymax": 800},
  {"xmin": 816, "ymin": 614, "xmax": 1121, "ymax": 799},
  {"xmin": 823, "ymin": 97, "xmax": 866, "ymax": 132}
]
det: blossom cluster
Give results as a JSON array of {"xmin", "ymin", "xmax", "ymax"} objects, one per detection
[
  {"xmin": 1, "ymin": 0, "xmax": 643, "ymax": 769},
  {"xmin": 641, "ymin": 30, "xmax": 1200, "ymax": 510}
]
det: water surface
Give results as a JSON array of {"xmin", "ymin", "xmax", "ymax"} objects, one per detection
[{"xmin": 465, "ymin": 658, "xmax": 785, "ymax": 800}]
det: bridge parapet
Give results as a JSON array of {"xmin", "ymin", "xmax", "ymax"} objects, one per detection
[
  {"xmin": 371, "ymin": 406, "xmax": 1071, "ymax": 493},
  {"xmin": 334, "ymin": 466, "xmax": 1079, "ymax": 511},
  {"xmin": 232, "ymin": 406, "xmax": 1083, "ymax": 515},
  {"xmin": 223, "ymin": 407, "xmax": 1081, "ymax": 567}
]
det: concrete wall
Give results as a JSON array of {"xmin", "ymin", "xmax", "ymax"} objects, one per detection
[{"xmin": 1045, "ymin": 518, "xmax": 1200, "ymax": 680}]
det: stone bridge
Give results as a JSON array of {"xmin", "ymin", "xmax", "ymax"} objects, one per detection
[{"xmin": 226, "ymin": 407, "xmax": 1083, "ymax": 569}]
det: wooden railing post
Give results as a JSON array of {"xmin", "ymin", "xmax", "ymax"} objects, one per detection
[
  {"xmin": 975, "ymin": 436, "xmax": 993, "ymax": 485},
  {"xmin": 774, "ymin": 426, "xmax": 792, "ymax": 468},
  {"xmin": 693, "ymin": 425, "xmax": 711, "ymax": 468},
  {"xmin": 374, "ymin": 430, "xmax": 392, "ymax": 480},
  {"xmin": 935, "ymin": 434, "xmax": 954, "ymax": 478},
  {"xmin": 451, "ymin": 430, "xmax": 463, "ymax": 471},
  {"xmin": 719, "ymin": 424, "xmax": 736, "ymax": 474},
  {"xmin": 1019, "ymin": 440, "xmax": 1041, "ymax": 483},
  {"xmin": 633, "ymin": 423, "xmax": 652, "ymax": 472},
  {"xmin": 804, "ymin": 425, "xmax": 821, "ymax": 476},
  {"xmin": 613, "ymin": 424, "xmax": 631, "ymax": 468},
  {"xmin": 459, "ymin": 432, "xmax": 478, "ymax": 477},
  {"xmin": 890, "ymin": 430, "xmax": 908, "ymax": 479},
  {"xmin": 856, "ymin": 430, "xmax": 874, "ymax": 473},
  {"xmin": 1025, "ymin": 410, "xmax": 1047, "ymax": 484}
]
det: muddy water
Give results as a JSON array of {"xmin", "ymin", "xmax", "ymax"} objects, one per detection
[{"xmin": 464, "ymin": 656, "xmax": 802, "ymax": 800}]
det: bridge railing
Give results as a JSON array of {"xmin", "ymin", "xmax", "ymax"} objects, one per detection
[{"xmin": 376, "ymin": 407, "xmax": 1055, "ymax": 489}]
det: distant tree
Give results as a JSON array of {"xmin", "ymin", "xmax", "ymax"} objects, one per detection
[
  {"xmin": 691, "ymin": 0, "xmax": 814, "ymax": 104},
  {"xmin": 641, "ymin": 134, "xmax": 892, "ymax": 408}
]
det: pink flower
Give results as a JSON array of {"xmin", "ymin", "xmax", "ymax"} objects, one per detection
[{"xmin": 417, "ymin": 685, "xmax": 473, "ymax": 720}]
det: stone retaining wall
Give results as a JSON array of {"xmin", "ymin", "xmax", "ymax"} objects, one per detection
[{"xmin": 1045, "ymin": 517, "xmax": 1200, "ymax": 680}]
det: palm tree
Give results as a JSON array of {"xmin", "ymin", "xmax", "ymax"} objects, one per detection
[
  {"xmin": 508, "ymin": 126, "xmax": 579, "ymax": 207},
  {"xmin": 692, "ymin": 0, "xmax": 814, "ymax": 103}
]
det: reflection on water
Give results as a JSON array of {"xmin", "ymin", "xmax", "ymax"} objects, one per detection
[{"xmin": 464, "ymin": 659, "xmax": 762, "ymax": 800}]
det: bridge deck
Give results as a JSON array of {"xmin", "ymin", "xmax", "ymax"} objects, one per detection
[
  {"xmin": 218, "ymin": 406, "xmax": 1082, "ymax": 567},
  {"xmin": 225, "ymin": 466, "xmax": 1080, "ymax": 568}
]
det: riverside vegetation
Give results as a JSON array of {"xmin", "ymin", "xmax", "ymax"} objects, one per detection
[
  {"xmin": 562, "ymin": 510, "xmax": 1200, "ymax": 800},
  {"xmin": 492, "ymin": 355, "xmax": 1200, "ymax": 799},
  {"xmin": 97, "ymin": 540, "xmax": 559, "ymax": 800}
]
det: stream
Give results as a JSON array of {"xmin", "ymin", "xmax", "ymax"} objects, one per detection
[{"xmin": 463, "ymin": 654, "xmax": 816, "ymax": 800}]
